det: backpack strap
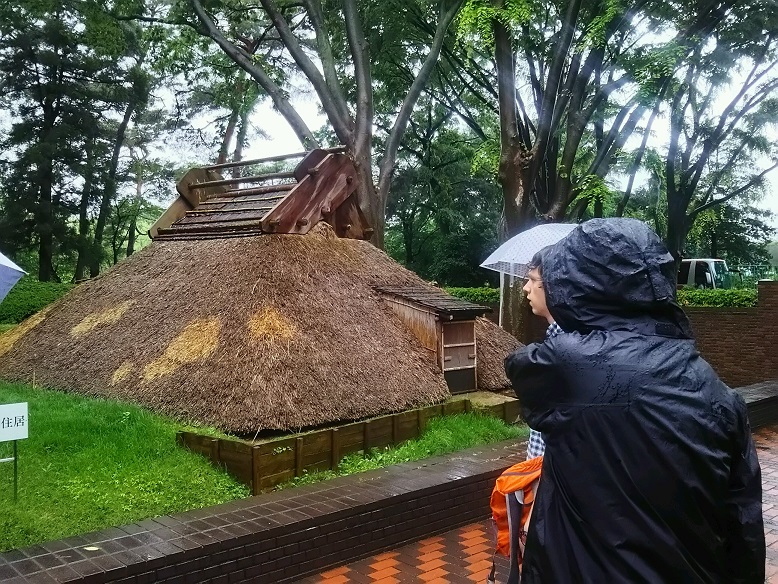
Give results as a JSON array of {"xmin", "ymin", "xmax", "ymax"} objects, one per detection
[{"xmin": 489, "ymin": 474, "xmax": 542, "ymax": 584}]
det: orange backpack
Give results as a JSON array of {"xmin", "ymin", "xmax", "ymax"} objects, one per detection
[{"xmin": 488, "ymin": 455, "xmax": 543, "ymax": 584}]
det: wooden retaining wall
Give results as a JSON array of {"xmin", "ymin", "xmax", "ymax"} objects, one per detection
[{"xmin": 177, "ymin": 399, "xmax": 522, "ymax": 494}]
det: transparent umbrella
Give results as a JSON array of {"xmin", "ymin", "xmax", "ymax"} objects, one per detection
[
  {"xmin": 0, "ymin": 251, "xmax": 26, "ymax": 303},
  {"xmin": 480, "ymin": 223, "xmax": 578, "ymax": 278}
]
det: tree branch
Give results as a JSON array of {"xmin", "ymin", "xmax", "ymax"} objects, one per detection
[
  {"xmin": 260, "ymin": 0, "xmax": 352, "ymax": 140},
  {"xmin": 688, "ymin": 160, "xmax": 778, "ymax": 219},
  {"xmin": 343, "ymin": 0, "xmax": 373, "ymax": 156},
  {"xmin": 190, "ymin": 0, "xmax": 318, "ymax": 148},
  {"xmin": 616, "ymin": 100, "xmax": 661, "ymax": 216},
  {"xmin": 528, "ymin": 0, "xmax": 582, "ymax": 191},
  {"xmin": 377, "ymin": 0, "xmax": 464, "ymax": 201}
]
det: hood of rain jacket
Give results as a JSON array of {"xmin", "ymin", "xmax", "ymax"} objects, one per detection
[{"xmin": 505, "ymin": 218, "xmax": 764, "ymax": 584}]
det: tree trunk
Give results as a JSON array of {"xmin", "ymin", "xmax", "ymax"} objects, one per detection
[
  {"xmin": 665, "ymin": 200, "xmax": 689, "ymax": 261},
  {"xmin": 402, "ymin": 215, "xmax": 414, "ymax": 263},
  {"xmin": 350, "ymin": 149, "xmax": 382, "ymax": 246},
  {"xmin": 710, "ymin": 229, "xmax": 718, "ymax": 259},
  {"xmin": 232, "ymin": 107, "xmax": 251, "ymax": 178},
  {"xmin": 127, "ymin": 165, "xmax": 143, "ymax": 257},
  {"xmin": 126, "ymin": 211, "xmax": 138, "ymax": 258},
  {"xmin": 37, "ymin": 92, "xmax": 59, "ymax": 282},
  {"xmin": 90, "ymin": 98, "xmax": 135, "ymax": 277},
  {"xmin": 74, "ymin": 145, "xmax": 95, "ymax": 281},
  {"xmin": 493, "ymin": 16, "xmax": 534, "ymax": 238},
  {"xmin": 37, "ymin": 160, "xmax": 56, "ymax": 282},
  {"xmin": 217, "ymin": 107, "xmax": 239, "ymax": 165}
]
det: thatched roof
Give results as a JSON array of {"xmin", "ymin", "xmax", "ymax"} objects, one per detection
[
  {"xmin": 475, "ymin": 317, "xmax": 521, "ymax": 391},
  {"xmin": 0, "ymin": 224, "xmax": 520, "ymax": 433}
]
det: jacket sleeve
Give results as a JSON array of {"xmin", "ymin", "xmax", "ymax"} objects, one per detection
[
  {"xmin": 504, "ymin": 339, "xmax": 567, "ymax": 435},
  {"xmin": 724, "ymin": 397, "xmax": 765, "ymax": 584}
]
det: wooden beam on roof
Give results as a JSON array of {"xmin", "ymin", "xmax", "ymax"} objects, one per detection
[
  {"xmin": 192, "ymin": 171, "xmax": 295, "ymax": 190},
  {"xmin": 201, "ymin": 146, "xmax": 347, "ymax": 171},
  {"xmin": 176, "ymin": 168, "xmax": 228, "ymax": 206},
  {"xmin": 214, "ymin": 183, "xmax": 295, "ymax": 199},
  {"xmin": 329, "ymin": 191, "xmax": 373, "ymax": 240},
  {"xmin": 148, "ymin": 196, "xmax": 193, "ymax": 240},
  {"xmin": 261, "ymin": 153, "xmax": 358, "ymax": 235}
]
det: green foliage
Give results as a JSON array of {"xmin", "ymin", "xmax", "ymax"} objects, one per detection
[
  {"xmin": 0, "ymin": 382, "xmax": 249, "ymax": 551},
  {"xmin": 471, "ymin": 138, "xmax": 500, "ymax": 176},
  {"xmin": 676, "ymin": 288, "xmax": 757, "ymax": 308},
  {"xmin": 385, "ymin": 110, "xmax": 502, "ymax": 287},
  {"xmin": 278, "ymin": 412, "xmax": 526, "ymax": 489},
  {"xmin": 0, "ymin": 277, "xmax": 73, "ymax": 324},
  {"xmin": 683, "ymin": 202, "xmax": 775, "ymax": 267},
  {"xmin": 445, "ymin": 287, "xmax": 499, "ymax": 304},
  {"xmin": 584, "ymin": 0, "xmax": 626, "ymax": 47},
  {"xmin": 458, "ymin": 0, "xmax": 532, "ymax": 47}
]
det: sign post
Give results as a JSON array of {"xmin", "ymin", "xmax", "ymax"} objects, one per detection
[{"xmin": 0, "ymin": 402, "xmax": 28, "ymax": 501}]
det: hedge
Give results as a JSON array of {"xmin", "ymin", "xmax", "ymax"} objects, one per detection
[
  {"xmin": 676, "ymin": 288, "xmax": 757, "ymax": 308},
  {"xmin": 445, "ymin": 286, "xmax": 757, "ymax": 309},
  {"xmin": 0, "ymin": 276, "xmax": 74, "ymax": 324},
  {"xmin": 445, "ymin": 287, "xmax": 499, "ymax": 304}
]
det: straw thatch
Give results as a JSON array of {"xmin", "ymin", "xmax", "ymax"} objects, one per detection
[
  {"xmin": 475, "ymin": 317, "xmax": 521, "ymax": 391},
  {"xmin": 0, "ymin": 223, "xmax": 520, "ymax": 433}
]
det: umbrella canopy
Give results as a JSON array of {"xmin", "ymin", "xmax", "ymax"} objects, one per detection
[
  {"xmin": 0, "ymin": 251, "xmax": 26, "ymax": 303},
  {"xmin": 480, "ymin": 223, "xmax": 578, "ymax": 278}
]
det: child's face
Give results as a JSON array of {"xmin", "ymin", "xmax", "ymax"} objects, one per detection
[{"xmin": 523, "ymin": 267, "xmax": 552, "ymax": 323}]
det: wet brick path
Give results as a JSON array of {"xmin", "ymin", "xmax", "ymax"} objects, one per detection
[{"xmin": 298, "ymin": 424, "xmax": 778, "ymax": 584}]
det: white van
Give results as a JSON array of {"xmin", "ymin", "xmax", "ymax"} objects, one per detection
[{"xmin": 677, "ymin": 258, "xmax": 732, "ymax": 289}]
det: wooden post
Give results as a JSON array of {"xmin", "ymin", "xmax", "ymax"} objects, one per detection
[
  {"xmin": 364, "ymin": 419, "xmax": 372, "ymax": 452},
  {"xmin": 251, "ymin": 445, "xmax": 261, "ymax": 496},
  {"xmin": 295, "ymin": 437, "xmax": 304, "ymax": 477},
  {"xmin": 212, "ymin": 438, "xmax": 220, "ymax": 465},
  {"xmin": 331, "ymin": 428, "xmax": 340, "ymax": 470},
  {"xmin": 464, "ymin": 400, "xmax": 472, "ymax": 413}
]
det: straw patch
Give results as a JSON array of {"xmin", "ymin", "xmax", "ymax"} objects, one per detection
[
  {"xmin": 248, "ymin": 307, "xmax": 296, "ymax": 345},
  {"xmin": 71, "ymin": 300, "xmax": 133, "ymax": 337},
  {"xmin": 111, "ymin": 361, "xmax": 134, "ymax": 385},
  {"xmin": 142, "ymin": 317, "xmax": 221, "ymax": 382},
  {"xmin": 0, "ymin": 306, "xmax": 52, "ymax": 357}
]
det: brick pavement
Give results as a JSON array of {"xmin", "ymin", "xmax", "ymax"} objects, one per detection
[{"xmin": 298, "ymin": 424, "xmax": 778, "ymax": 584}]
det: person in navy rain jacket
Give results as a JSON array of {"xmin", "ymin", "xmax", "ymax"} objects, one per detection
[{"xmin": 505, "ymin": 218, "xmax": 765, "ymax": 583}]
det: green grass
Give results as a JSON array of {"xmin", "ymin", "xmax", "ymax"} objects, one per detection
[
  {"xmin": 0, "ymin": 381, "xmax": 526, "ymax": 551},
  {"xmin": 279, "ymin": 412, "xmax": 527, "ymax": 489},
  {"xmin": 0, "ymin": 382, "xmax": 249, "ymax": 552},
  {"xmin": 0, "ymin": 324, "xmax": 15, "ymax": 334}
]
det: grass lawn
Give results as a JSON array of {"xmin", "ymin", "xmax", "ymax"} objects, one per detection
[
  {"xmin": 280, "ymin": 412, "xmax": 527, "ymax": 489},
  {"xmin": 0, "ymin": 381, "xmax": 527, "ymax": 553},
  {"xmin": 0, "ymin": 382, "xmax": 249, "ymax": 552},
  {"xmin": 0, "ymin": 324, "xmax": 15, "ymax": 334}
]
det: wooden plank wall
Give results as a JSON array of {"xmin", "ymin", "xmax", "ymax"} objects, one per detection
[
  {"xmin": 381, "ymin": 297, "xmax": 440, "ymax": 353},
  {"xmin": 177, "ymin": 399, "xmax": 521, "ymax": 494}
]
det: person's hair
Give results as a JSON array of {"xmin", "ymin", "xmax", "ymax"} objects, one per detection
[{"xmin": 527, "ymin": 250, "xmax": 544, "ymax": 276}]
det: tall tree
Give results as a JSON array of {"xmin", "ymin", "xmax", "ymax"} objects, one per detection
[
  {"xmin": 166, "ymin": 0, "xmax": 466, "ymax": 246},
  {"xmin": 0, "ymin": 0, "xmax": 149, "ymax": 280},
  {"xmin": 454, "ymin": 0, "xmax": 729, "ymax": 237},
  {"xmin": 685, "ymin": 202, "xmax": 775, "ymax": 267},
  {"xmin": 661, "ymin": 1, "xmax": 778, "ymax": 259}
]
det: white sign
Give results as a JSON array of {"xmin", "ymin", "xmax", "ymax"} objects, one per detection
[{"xmin": 0, "ymin": 403, "xmax": 28, "ymax": 442}]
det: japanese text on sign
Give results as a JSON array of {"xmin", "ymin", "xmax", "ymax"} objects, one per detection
[{"xmin": 0, "ymin": 403, "xmax": 28, "ymax": 442}]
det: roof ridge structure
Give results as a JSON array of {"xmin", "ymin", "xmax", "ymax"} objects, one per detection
[{"xmin": 150, "ymin": 147, "xmax": 373, "ymax": 241}]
